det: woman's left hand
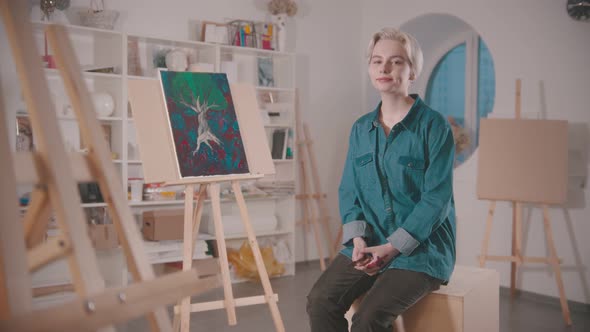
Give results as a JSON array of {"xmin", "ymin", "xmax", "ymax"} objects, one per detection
[{"xmin": 359, "ymin": 243, "xmax": 400, "ymax": 276}]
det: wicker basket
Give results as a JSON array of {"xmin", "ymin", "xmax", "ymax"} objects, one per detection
[{"xmin": 79, "ymin": 0, "xmax": 119, "ymax": 30}]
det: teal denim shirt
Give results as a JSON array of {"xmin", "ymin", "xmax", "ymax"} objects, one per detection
[{"xmin": 339, "ymin": 95, "xmax": 456, "ymax": 282}]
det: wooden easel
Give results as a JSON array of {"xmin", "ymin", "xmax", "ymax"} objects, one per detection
[
  {"xmin": 168, "ymin": 176, "xmax": 285, "ymax": 332},
  {"xmin": 0, "ymin": 2, "xmax": 219, "ymax": 330},
  {"xmin": 295, "ymin": 92, "xmax": 336, "ymax": 270},
  {"xmin": 477, "ymin": 79, "xmax": 572, "ymax": 325}
]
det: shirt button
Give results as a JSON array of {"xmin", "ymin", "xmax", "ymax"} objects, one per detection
[{"xmin": 408, "ymin": 162, "xmax": 413, "ymax": 167}]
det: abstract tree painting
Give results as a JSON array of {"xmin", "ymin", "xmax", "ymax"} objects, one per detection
[{"xmin": 159, "ymin": 71, "xmax": 249, "ymax": 177}]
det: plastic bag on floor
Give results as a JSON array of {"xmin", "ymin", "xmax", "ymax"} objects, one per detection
[{"xmin": 228, "ymin": 240, "xmax": 285, "ymax": 281}]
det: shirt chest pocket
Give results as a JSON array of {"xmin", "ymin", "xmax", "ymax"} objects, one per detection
[
  {"xmin": 354, "ymin": 153, "xmax": 377, "ymax": 189},
  {"xmin": 395, "ymin": 155, "xmax": 425, "ymax": 200}
]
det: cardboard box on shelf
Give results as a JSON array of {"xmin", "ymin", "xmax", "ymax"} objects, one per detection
[
  {"xmin": 142, "ymin": 209, "xmax": 184, "ymax": 241},
  {"xmin": 88, "ymin": 224, "xmax": 119, "ymax": 249}
]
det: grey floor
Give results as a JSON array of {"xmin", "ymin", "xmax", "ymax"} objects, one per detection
[{"xmin": 124, "ymin": 261, "xmax": 589, "ymax": 332}]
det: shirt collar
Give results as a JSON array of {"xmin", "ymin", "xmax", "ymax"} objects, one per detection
[{"xmin": 368, "ymin": 94, "xmax": 422, "ymax": 133}]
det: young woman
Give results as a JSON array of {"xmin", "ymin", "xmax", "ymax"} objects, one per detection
[{"xmin": 307, "ymin": 28, "xmax": 456, "ymax": 332}]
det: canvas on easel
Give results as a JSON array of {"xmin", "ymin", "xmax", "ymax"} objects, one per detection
[
  {"xmin": 159, "ymin": 71, "xmax": 250, "ymax": 177},
  {"xmin": 128, "ymin": 74, "xmax": 284, "ymax": 332},
  {"xmin": 128, "ymin": 72, "xmax": 274, "ymax": 184},
  {"xmin": 477, "ymin": 79, "xmax": 571, "ymax": 325}
]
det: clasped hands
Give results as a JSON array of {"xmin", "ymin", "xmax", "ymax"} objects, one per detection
[{"xmin": 351, "ymin": 237, "xmax": 399, "ymax": 276}]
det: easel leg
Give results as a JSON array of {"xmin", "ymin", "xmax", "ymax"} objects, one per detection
[
  {"xmin": 192, "ymin": 185, "xmax": 208, "ymax": 247},
  {"xmin": 510, "ymin": 202, "xmax": 518, "ymax": 297},
  {"xmin": 308, "ymin": 199, "xmax": 326, "ymax": 271},
  {"xmin": 180, "ymin": 184, "xmax": 195, "ymax": 332},
  {"xmin": 297, "ymin": 162, "xmax": 310, "ymax": 262},
  {"xmin": 232, "ymin": 181, "xmax": 286, "ymax": 332},
  {"xmin": 176, "ymin": 184, "xmax": 208, "ymax": 332},
  {"xmin": 0, "ymin": 90, "xmax": 32, "ymax": 317},
  {"xmin": 209, "ymin": 183, "xmax": 237, "ymax": 325},
  {"xmin": 515, "ymin": 202, "xmax": 523, "ymax": 275},
  {"xmin": 479, "ymin": 201, "xmax": 496, "ymax": 267},
  {"xmin": 299, "ymin": 158, "xmax": 326, "ymax": 271},
  {"xmin": 48, "ymin": 24, "xmax": 172, "ymax": 330},
  {"xmin": 303, "ymin": 124, "xmax": 336, "ymax": 260},
  {"xmin": 22, "ymin": 187, "xmax": 52, "ymax": 248},
  {"xmin": 542, "ymin": 206, "xmax": 572, "ymax": 325},
  {"xmin": 1, "ymin": 7, "xmax": 115, "ymax": 330}
]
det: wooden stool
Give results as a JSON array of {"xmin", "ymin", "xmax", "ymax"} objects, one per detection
[
  {"xmin": 345, "ymin": 266, "xmax": 499, "ymax": 332},
  {"xmin": 403, "ymin": 266, "xmax": 499, "ymax": 332},
  {"xmin": 344, "ymin": 295, "xmax": 406, "ymax": 332}
]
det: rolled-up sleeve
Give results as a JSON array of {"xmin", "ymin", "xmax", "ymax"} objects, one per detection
[
  {"xmin": 339, "ymin": 124, "xmax": 370, "ymax": 246},
  {"xmin": 388, "ymin": 119, "xmax": 455, "ymax": 256}
]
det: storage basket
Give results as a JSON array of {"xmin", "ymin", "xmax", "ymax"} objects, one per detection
[{"xmin": 79, "ymin": 0, "xmax": 119, "ymax": 30}]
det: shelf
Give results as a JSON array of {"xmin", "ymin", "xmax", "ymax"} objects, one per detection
[
  {"xmin": 255, "ymin": 86, "xmax": 295, "ymax": 92},
  {"xmin": 32, "ymin": 21, "xmax": 122, "ymax": 37},
  {"xmin": 128, "ymin": 160, "xmax": 143, "ymax": 164},
  {"xmin": 128, "ymin": 34, "xmax": 215, "ymax": 50},
  {"xmin": 265, "ymin": 123, "xmax": 292, "ymax": 128},
  {"xmin": 127, "ymin": 75, "xmax": 158, "ymax": 81},
  {"xmin": 57, "ymin": 115, "xmax": 123, "ymax": 121},
  {"xmin": 20, "ymin": 194, "xmax": 290, "ymax": 212},
  {"xmin": 220, "ymin": 44, "xmax": 293, "ymax": 57},
  {"xmin": 81, "ymin": 203, "xmax": 108, "ymax": 208},
  {"xmin": 223, "ymin": 229, "xmax": 293, "ymax": 240},
  {"xmin": 45, "ymin": 68, "xmax": 122, "ymax": 80},
  {"xmin": 273, "ymin": 159, "xmax": 294, "ymax": 164},
  {"xmin": 128, "ymin": 195, "xmax": 288, "ymax": 208}
]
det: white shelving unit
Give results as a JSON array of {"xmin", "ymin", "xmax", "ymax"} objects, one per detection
[{"xmin": 20, "ymin": 21, "xmax": 298, "ymax": 288}]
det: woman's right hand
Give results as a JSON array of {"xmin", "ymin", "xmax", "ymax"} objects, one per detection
[{"xmin": 352, "ymin": 237, "xmax": 371, "ymax": 269}]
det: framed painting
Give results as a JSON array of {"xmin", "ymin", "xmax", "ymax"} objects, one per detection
[{"xmin": 158, "ymin": 71, "xmax": 250, "ymax": 178}]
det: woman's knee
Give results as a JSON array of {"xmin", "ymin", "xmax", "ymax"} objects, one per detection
[
  {"xmin": 351, "ymin": 307, "xmax": 396, "ymax": 330},
  {"xmin": 306, "ymin": 285, "xmax": 333, "ymax": 315}
]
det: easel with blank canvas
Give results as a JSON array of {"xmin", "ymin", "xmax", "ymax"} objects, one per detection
[
  {"xmin": 128, "ymin": 78, "xmax": 285, "ymax": 332},
  {"xmin": 294, "ymin": 90, "xmax": 336, "ymax": 271},
  {"xmin": 0, "ymin": 1, "xmax": 219, "ymax": 331},
  {"xmin": 477, "ymin": 79, "xmax": 572, "ymax": 325}
]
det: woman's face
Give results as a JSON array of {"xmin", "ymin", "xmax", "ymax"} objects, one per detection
[{"xmin": 368, "ymin": 39, "xmax": 413, "ymax": 94}]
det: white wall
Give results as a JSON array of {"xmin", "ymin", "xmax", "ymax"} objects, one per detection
[{"xmin": 361, "ymin": 0, "xmax": 590, "ymax": 304}]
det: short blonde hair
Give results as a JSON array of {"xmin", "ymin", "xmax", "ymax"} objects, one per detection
[{"xmin": 367, "ymin": 28, "xmax": 424, "ymax": 79}]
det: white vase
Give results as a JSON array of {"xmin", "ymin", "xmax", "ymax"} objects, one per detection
[
  {"xmin": 165, "ymin": 49, "xmax": 188, "ymax": 71},
  {"xmin": 272, "ymin": 14, "xmax": 287, "ymax": 52},
  {"xmin": 92, "ymin": 92, "xmax": 115, "ymax": 117}
]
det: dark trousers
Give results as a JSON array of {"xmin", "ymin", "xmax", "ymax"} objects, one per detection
[{"xmin": 307, "ymin": 254, "xmax": 441, "ymax": 332}]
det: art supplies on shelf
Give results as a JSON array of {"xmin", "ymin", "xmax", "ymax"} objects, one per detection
[{"xmin": 226, "ymin": 19, "xmax": 276, "ymax": 50}]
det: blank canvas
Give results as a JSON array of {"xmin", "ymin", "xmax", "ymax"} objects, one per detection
[
  {"xmin": 477, "ymin": 119, "xmax": 568, "ymax": 204},
  {"xmin": 127, "ymin": 78, "xmax": 179, "ymax": 183}
]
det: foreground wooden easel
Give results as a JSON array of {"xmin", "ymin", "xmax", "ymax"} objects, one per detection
[
  {"xmin": 0, "ymin": 2, "xmax": 219, "ymax": 331},
  {"xmin": 168, "ymin": 176, "xmax": 285, "ymax": 332},
  {"xmin": 477, "ymin": 79, "xmax": 572, "ymax": 325},
  {"xmin": 295, "ymin": 91, "xmax": 336, "ymax": 270}
]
